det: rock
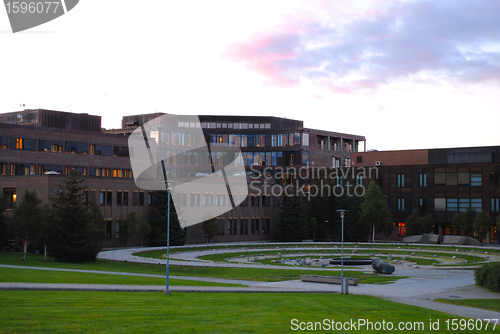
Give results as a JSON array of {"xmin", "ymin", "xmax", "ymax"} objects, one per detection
[
  {"xmin": 271, "ymin": 260, "xmax": 276, "ymax": 263},
  {"xmin": 372, "ymin": 259, "xmax": 395, "ymax": 274},
  {"xmin": 352, "ymin": 249, "xmax": 358, "ymax": 254},
  {"xmin": 411, "ymin": 252, "xmax": 416, "ymax": 256},
  {"xmin": 433, "ymin": 254, "xmax": 438, "ymax": 257},
  {"xmin": 402, "ymin": 256, "xmax": 408, "ymax": 260},
  {"xmin": 387, "ymin": 254, "xmax": 393, "ymax": 261},
  {"xmin": 280, "ymin": 259, "xmax": 286, "ymax": 264},
  {"xmin": 320, "ymin": 264, "xmax": 327, "ymax": 268},
  {"xmin": 301, "ymin": 260, "xmax": 307, "ymax": 266},
  {"xmin": 369, "ymin": 253, "xmax": 375, "ymax": 256},
  {"xmin": 253, "ymin": 257, "xmax": 259, "ymax": 261},
  {"xmin": 452, "ymin": 256, "xmax": 456, "ymax": 259}
]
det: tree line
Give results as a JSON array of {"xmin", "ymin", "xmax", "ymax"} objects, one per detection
[{"xmin": 0, "ymin": 172, "xmax": 186, "ymax": 262}]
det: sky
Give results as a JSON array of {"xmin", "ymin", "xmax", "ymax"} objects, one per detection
[{"xmin": 0, "ymin": 0, "xmax": 499, "ymax": 151}]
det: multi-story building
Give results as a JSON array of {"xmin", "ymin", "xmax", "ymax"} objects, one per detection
[
  {"xmin": 1, "ymin": 109, "xmax": 366, "ymax": 246},
  {"xmin": 351, "ymin": 146, "xmax": 500, "ymax": 243}
]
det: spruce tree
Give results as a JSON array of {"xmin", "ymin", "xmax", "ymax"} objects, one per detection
[
  {"xmin": 275, "ymin": 185, "xmax": 308, "ymax": 242},
  {"xmin": 148, "ymin": 190, "xmax": 185, "ymax": 246},
  {"xmin": 48, "ymin": 172, "xmax": 103, "ymax": 262}
]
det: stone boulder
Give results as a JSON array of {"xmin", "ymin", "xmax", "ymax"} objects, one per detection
[{"xmin": 372, "ymin": 259, "xmax": 395, "ymax": 274}]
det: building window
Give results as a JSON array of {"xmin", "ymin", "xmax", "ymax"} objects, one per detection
[
  {"xmin": 332, "ymin": 157, "xmax": 340, "ymax": 168},
  {"xmin": 398, "ymin": 198, "xmax": 405, "ymax": 211},
  {"xmin": 302, "ymin": 133, "xmax": 309, "ymax": 146},
  {"xmin": 3, "ymin": 188, "xmax": 17, "ymax": 209},
  {"xmin": 491, "ymin": 198, "xmax": 499, "ymax": 212},
  {"xmin": 434, "ymin": 173, "xmax": 445, "ymax": 186},
  {"xmin": 39, "ymin": 139, "xmax": 63, "ymax": 152},
  {"xmin": 65, "ymin": 142, "xmax": 88, "ymax": 154},
  {"xmin": 113, "ymin": 145, "xmax": 130, "ymax": 157},
  {"xmin": 470, "ymin": 198, "xmax": 482, "ymax": 211},
  {"xmin": 356, "ymin": 156, "xmax": 362, "ymax": 163},
  {"xmin": 446, "ymin": 198, "xmax": 457, "ymax": 212},
  {"xmin": 419, "ymin": 174, "xmax": 427, "ymax": 187},
  {"xmin": 419, "ymin": 198, "xmax": 427, "ymax": 212},
  {"xmin": 91, "ymin": 144, "xmax": 112, "ymax": 156},
  {"xmin": 344, "ymin": 158, "xmax": 351, "ymax": 167},
  {"xmin": 123, "ymin": 191, "xmax": 129, "ymax": 206},
  {"xmin": 356, "ymin": 175, "xmax": 363, "ymax": 185},
  {"xmin": 0, "ymin": 136, "xmax": 8, "ymax": 149},
  {"xmin": 116, "ymin": 220, "xmax": 120, "ymax": 239},
  {"xmin": 397, "ymin": 174, "xmax": 405, "ymax": 187},
  {"xmin": 65, "ymin": 166, "xmax": 87, "ymax": 176},
  {"xmin": 470, "ymin": 173, "xmax": 482, "ymax": 186},
  {"xmin": 148, "ymin": 192, "xmax": 154, "ymax": 205},
  {"xmin": 117, "ymin": 191, "xmax": 123, "ymax": 205},
  {"xmin": 398, "ymin": 222, "xmax": 406, "ymax": 237},
  {"xmin": 12, "ymin": 137, "xmax": 37, "ymax": 150},
  {"xmin": 132, "ymin": 191, "xmax": 139, "ymax": 206},
  {"xmin": 106, "ymin": 190, "xmax": 112, "ymax": 206},
  {"xmin": 10, "ymin": 163, "xmax": 36, "ymax": 175}
]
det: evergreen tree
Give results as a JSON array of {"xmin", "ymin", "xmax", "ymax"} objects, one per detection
[
  {"xmin": 138, "ymin": 220, "xmax": 150, "ymax": 247},
  {"xmin": 359, "ymin": 181, "xmax": 394, "ymax": 241},
  {"xmin": 148, "ymin": 191, "xmax": 185, "ymax": 246},
  {"xmin": 474, "ymin": 211, "xmax": 492, "ymax": 242},
  {"xmin": 48, "ymin": 172, "xmax": 104, "ymax": 262},
  {"xmin": 0, "ymin": 195, "xmax": 8, "ymax": 252},
  {"xmin": 10, "ymin": 188, "xmax": 44, "ymax": 260},
  {"xmin": 462, "ymin": 205, "xmax": 477, "ymax": 237},
  {"xmin": 117, "ymin": 211, "xmax": 139, "ymax": 247},
  {"xmin": 452, "ymin": 213, "xmax": 463, "ymax": 235},
  {"xmin": 275, "ymin": 184, "xmax": 308, "ymax": 242},
  {"xmin": 201, "ymin": 217, "xmax": 218, "ymax": 243}
]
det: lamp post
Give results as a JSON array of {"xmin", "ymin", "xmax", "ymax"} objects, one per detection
[
  {"xmin": 337, "ymin": 209, "xmax": 348, "ymax": 294},
  {"xmin": 162, "ymin": 180, "xmax": 174, "ymax": 295}
]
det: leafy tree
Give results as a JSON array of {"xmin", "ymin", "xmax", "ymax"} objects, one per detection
[
  {"xmin": 117, "ymin": 211, "xmax": 139, "ymax": 247},
  {"xmin": 138, "ymin": 220, "xmax": 150, "ymax": 247},
  {"xmin": 201, "ymin": 217, "xmax": 218, "ymax": 243},
  {"xmin": 474, "ymin": 211, "xmax": 492, "ymax": 242},
  {"xmin": 275, "ymin": 184, "xmax": 308, "ymax": 242},
  {"xmin": 0, "ymin": 195, "xmax": 9, "ymax": 252},
  {"xmin": 148, "ymin": 191, "xmax": 186, "ymax": 247},
  {"xmin": 359, "ymin": 181, "xmax": 394, "ymax": 241},
  {"xmin": 339, "ymin": 181, "xmax": 368, "ymax": 242},
  {"xmin": 404, "ymin": 212, "xmax": 434, "ymax": 236},
  {"xmin": 48, "ymin": 172, "xmax": 104, "ymax": 262},
  {"xmin": 10, "ymin": 188, "xmax": 44, "ymax": 261}
]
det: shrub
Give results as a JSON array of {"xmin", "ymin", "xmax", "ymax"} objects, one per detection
[{"xmin": 475, "ymin": 262, "xmax": 500, "ymax": 292}]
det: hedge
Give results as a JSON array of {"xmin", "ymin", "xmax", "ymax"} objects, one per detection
[{"xmin": 475, "ymin": 262, "xmax": 500, "ymax": 292}]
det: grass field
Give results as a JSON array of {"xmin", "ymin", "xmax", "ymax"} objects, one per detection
[
  {"xmin": 1, "ymin": 291, "xmax": 498, "ymax": 334},
  {"xmin": 435, "ymin": 298, "xmax": 500, "ymax": 313},
  {"xmin": 0, "ymin": 253, "xmax": 398, "ymax": 284},
  {"xmin": 0, "ymin": 267, "xmax": 245, "ymax": 287}
]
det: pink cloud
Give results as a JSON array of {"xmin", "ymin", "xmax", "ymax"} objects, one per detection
[{"xmin": 224, "ymin": 0, "xmax": 500, "ymax": 93}]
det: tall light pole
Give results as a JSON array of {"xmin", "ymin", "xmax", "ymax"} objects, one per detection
[
  {"xmin": 337, "ymin": 209, "xmax": 348, "ymax": 294},
  {"xmin": 162, "ymin": 179, "xmax": 174, "ymax": 295}
]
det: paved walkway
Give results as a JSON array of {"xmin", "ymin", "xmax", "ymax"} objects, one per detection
[{"xmin": 2, "ymin": 245, "xmax": 500, "ymax": 320}]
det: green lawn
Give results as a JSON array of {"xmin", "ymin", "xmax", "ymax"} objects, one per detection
[
  {"xmin": 1, "ymin": 291, "xmax": 497, "ymax": 334},
  {"xmin": 0, "ymin": 267, "xmax": 245, "ymax": 287},
  {"xmin": 435, "ymin": 298, "xmax": 500, "ymax": 313},
  {"xmin": 0, "ymin": 253, "xmax": 398, "ymax": 283}
]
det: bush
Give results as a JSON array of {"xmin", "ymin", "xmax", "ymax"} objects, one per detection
[{"xmin": 475, "ymin": 262, "xmax": 500, "ymax": 292}]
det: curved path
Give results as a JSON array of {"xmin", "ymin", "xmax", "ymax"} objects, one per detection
[{"xmin": 2, "ymin": 244, "xmax": 500, "ymax": 320}]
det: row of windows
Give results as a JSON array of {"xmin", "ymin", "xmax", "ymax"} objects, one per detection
[
  {"xmin": 85, "ymin": 189, "xmax": 153, "ymax": 206},
  {"xmin": 201, "ymin": 122, "xmax": 272, "ymax": 130},
  {"xmin": 216, "ymin": 218, "xmax": 271, "ymax": 236},
  {"xmin": 395, "ymin": 173, "xmax": 487, "ymax": 187},
  {"xmin": 2, "ymin": 136, "xmax": 129, "ymax": 157},
  {"xmin": 0, "ymin": 162, "xmax": 132, "ymax": 178},
  {"xmin": 150, "ymin": 131, "xmax": 309, "ymax": 148}
]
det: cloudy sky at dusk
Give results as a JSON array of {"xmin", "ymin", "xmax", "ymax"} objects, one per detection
[{"xmin": 1, "ymin": 0, "xmax": 499, "ymax": 151}]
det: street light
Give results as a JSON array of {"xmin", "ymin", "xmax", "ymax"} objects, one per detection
[
  {"xmin": 337, "ymin": 209, "xmax": 348, "ymax": 294},
  {"xmin": 162, "ymin": 179, "xmax": 174, "ymax": 295}
]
